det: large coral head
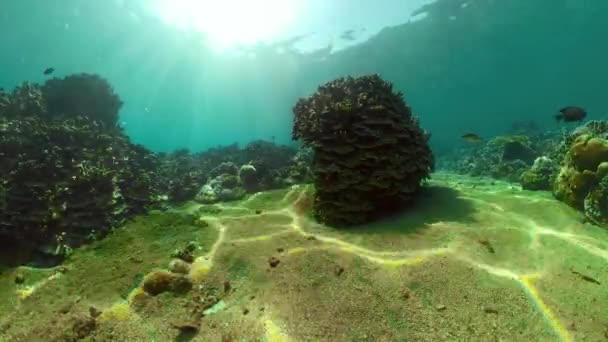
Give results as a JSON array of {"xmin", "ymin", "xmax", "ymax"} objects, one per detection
[{"xmin": 292, "ymin": 74, "xmax": 434, "ymax": 226}]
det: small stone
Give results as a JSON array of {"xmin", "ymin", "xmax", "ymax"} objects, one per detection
[
  {"xmin": 483, "ymin": 307, "xmax": 498, "ymax": 314},
  {"xmin": 170, "ymin": 320, "xmax": 199, "ymax": 334},
  {"xmin": 72, "ymin": 316, "xmax": 97, "ymax": 339},
  {"xmin": 56, "ymin": 266, "xmax": 68, "ymax": 274},
  {"xmin": 250, "ymin": 295, "xmax": 256, "ymax": 300},
  {"xmin": 268, "ymin": 256, "xmax": 280, "ymax": 268},
  {"xmin": 89, "ymin": 306, "xmax": 102, "ymax": 318},
  {"xmin": 436, "ymin": 304, "xmax": 446, "ymax": 311},
  {"xmin": 58, "ymin": 302, "xmax": 73, "ymax": 314},
  {"xmin": 128, "ymin": 256, "xmax": 143, "ymax": 263},
  {"xmin": 143, "ymin": 270, "xmax": 192, "ymax": 296},
  {"xmin": 335, "ymin": 266, "xmax": 344, "ymax": 276},
  {"xmin": 14, "ymin": 273, "xmax": 25, "ymax": 284},
  {"xmin": 169, "ymin": 259, "xmax": 191, "ymax": 274},
  {"xmin": 243, "ymin": 308, "xmax": 249, "ymax": 315}
]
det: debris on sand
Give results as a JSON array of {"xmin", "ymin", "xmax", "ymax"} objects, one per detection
[
  {"xmin": 478, "ymin": 239, "xmax": 496, "ymax": 254},
  {"xmin": 483, "ymin": 307, "xmax": 498, "ymax": 314},
  {"xmin": 436, "ymin": 304, "xmax": 446, "ymax": 311},
  {"xmin": 14, "ymin": 273, "xmax": 25, "ymax": 284},
  {"xmin": 169, "ymin": 259, "xmax": 191, "ymax": 274},
  {"xmin": 268, "ymin": 256, "xmax": 280, "ymax": 268},
  {"xmin": 89, "ymin": 306, "xmax": 102, "ymax": 318},
  {"xmin": 570, "ymin": 269, "xmax": 601, "ymax": 285},
  {"xmin": 170, "ymin": 319, "xmax": 199, "ymax": 334}
]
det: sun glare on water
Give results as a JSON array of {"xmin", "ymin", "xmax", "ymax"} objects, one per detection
[{"xmin": 155, "ymin": 0, "xmax": 298, "ymax": 51}]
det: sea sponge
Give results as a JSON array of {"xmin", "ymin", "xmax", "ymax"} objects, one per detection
[
  {"xmin": 292, "ymin": 74, "xmax": 434, "ymax": 226},
  {"xmin": 142, "ymin": 270, "xmax": 192, "ymax": 296}
]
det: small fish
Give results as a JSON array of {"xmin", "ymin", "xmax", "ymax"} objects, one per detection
[
  {"xmin": 462, "ymin": 133, "xmax": 483, "ymax": 143},
  {"xmin": 340, "ymin": 30, "xmax": 356, "ymax": 41},
  {"xmin": 43, "ymin": 67, "xmax": 55, "ymax": 75},
  {"xmin": 555, "ymin": 106, "xmax": 586, "ymax": 122}
]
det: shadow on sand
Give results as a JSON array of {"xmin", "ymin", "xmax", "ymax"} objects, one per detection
[{"xmin": 348, "ymin": 184, "xmax": 477, "ymax": 235}]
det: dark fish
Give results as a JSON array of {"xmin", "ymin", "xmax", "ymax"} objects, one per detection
[
  {"xmin": 462, "ymin": 133, "xmax": 483, "ymax": 143},
  {"xmin": 555, "ymin": 106, "xmax": 586, "ymax": 122},
  {"xmin": 43, "ymin": 67, "xmax": 55, "ymax": 75},
  {"xmin": 340, "ymin": 30, "xmax": 356, "ymax": 41}
]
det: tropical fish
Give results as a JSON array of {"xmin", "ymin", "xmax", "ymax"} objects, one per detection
[
  {"xmin": 43, "ymin": 67, "xmax": 55, "ymax": 75},
  {"xmin": 462, "ymin": 133, "xmax": 483, "ymax": 143},
  {"xmin": 555, "ymin": 106, "xmax": 586, "ymax": 122}
]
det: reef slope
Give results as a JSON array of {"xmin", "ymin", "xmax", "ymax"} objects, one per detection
[{"xmin": 0, "ymin": 172, "xmax": 606, "ymax": 341}]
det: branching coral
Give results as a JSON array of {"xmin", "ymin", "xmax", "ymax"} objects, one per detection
[{"xmin": 292, "ymin": 74, "xmax": 434, "ymax": 226}]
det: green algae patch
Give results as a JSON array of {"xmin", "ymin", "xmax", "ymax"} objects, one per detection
[
  {"xmin": 222, "ymin": 213, "xmax": 293, "ymax": 240},
  {"xmin": 0, "ymin": 210, "xmax": 218, "ymax": 340},
  {"xmin": 239, "ymin": 188, "xmax": 293, "ymax": 211}
]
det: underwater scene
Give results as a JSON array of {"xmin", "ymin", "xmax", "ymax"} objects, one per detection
[{"xmin": 1, "ymin": 0, "xmax": 607, "ymax": 341}]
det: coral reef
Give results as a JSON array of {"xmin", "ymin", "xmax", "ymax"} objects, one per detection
[
  {"xmin": 0, "ymin": 76, "xmax": 162, "ymax": 262},
  {"xmin": 292, "ymin": 74, "xmax": 434, "ymax": 226},
  {"xmin": 241, "ymin": 140, "xmax": 300, "ymax": 190},
  {"xmin": 439, "ymin": 134, "xmax": 551, "ymax": 183},
  {"xmin": 283, "ymin": 147, "xmax": 314, "ymax": 186},
  {"xmin": 156, "ymin": 149, "xmax": 207, "ymax": 204},
  {"xmin": 520, "ymin": 156, "xmax": 555, "ymax": 190},
  {"xmin": 553, "ymin": 121, "xmax": 608, "ymax": 225},
  {"xmin": 157, "ymin": 142, "xmax": 309, "ymax": 204},
  {"xmin": 195, "ymin": 174, "xmax": 245, "ymax": 204},
  {"xmin": 42, "ymin": 73, "xmax": 123, "ymax": 127}
]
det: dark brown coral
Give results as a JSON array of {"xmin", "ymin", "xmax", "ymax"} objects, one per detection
[
  {"xmin": 0, "ymin": 76, "xmax": 161, "ymax": 264},
  {"xmin": 292, "ymin": 74, "xmax": 434, "ymax": 226},
  {"xmin": 42, "ymin": 73, "xmax": 123, "ymax": 127}
]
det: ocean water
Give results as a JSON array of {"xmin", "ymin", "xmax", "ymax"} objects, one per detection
[{"xmin": 1, "ymin": 0, "xmax": 607, "ymax": 341}]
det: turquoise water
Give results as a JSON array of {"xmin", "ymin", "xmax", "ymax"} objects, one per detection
[
  {"xmin": 2, "ymin": 1, "xmax": 608, "ymax": 340},
  {"xmin": 2, "ymin": 0, "xmax": 606, "ymax": 153}
]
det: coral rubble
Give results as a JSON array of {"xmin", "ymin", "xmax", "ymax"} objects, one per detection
[{"xmin": 292, "ymin": 74, "xmax": 434, "ymax": 226}]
